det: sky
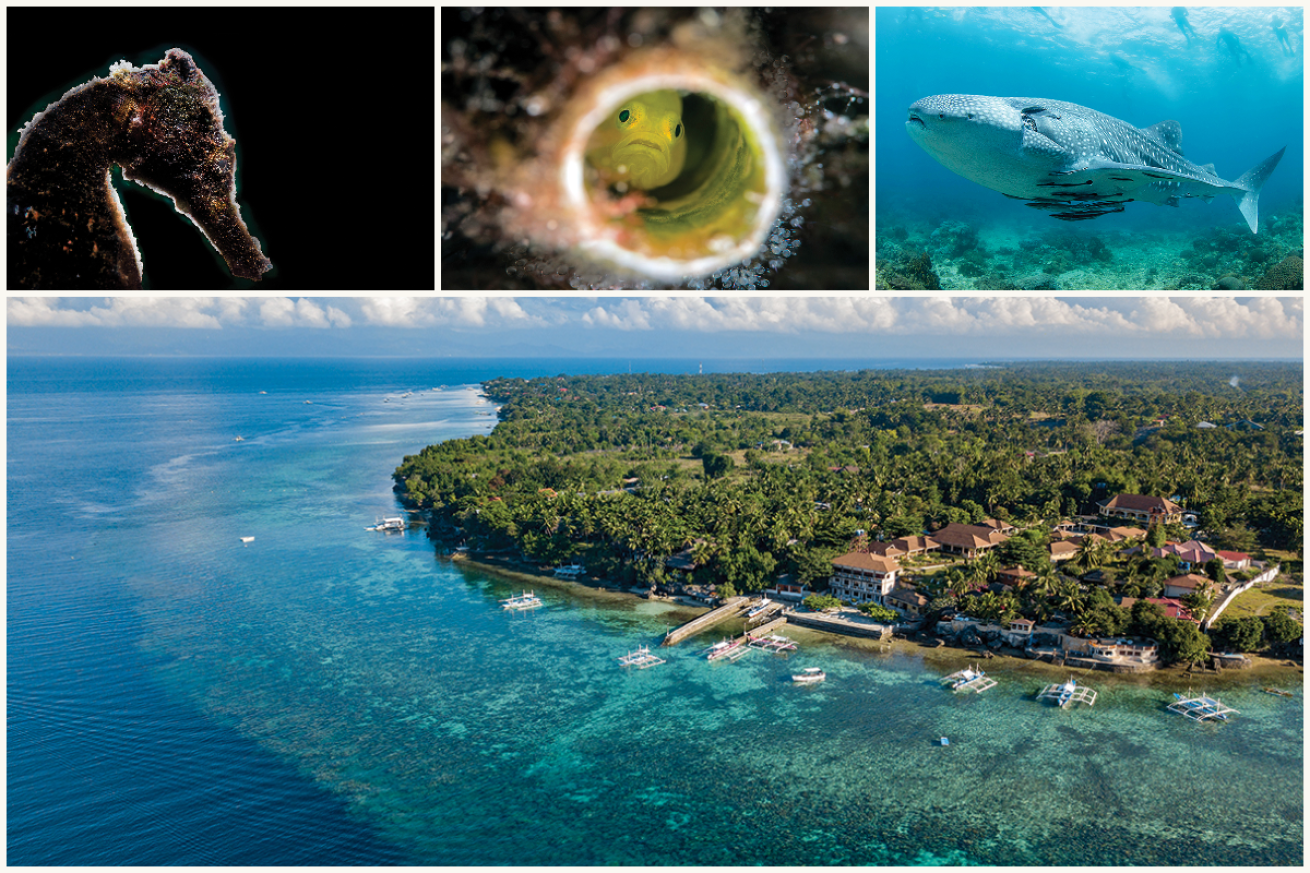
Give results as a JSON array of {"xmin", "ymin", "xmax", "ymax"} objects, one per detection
[{"xmin": 5, "ymin": 296, "xmax": 1304, "ymax": 361}]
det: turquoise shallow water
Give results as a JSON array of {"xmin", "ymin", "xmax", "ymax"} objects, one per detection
[{"xmin": 8, "ymin": 358, "xmax": 1303, "ymax": 865}]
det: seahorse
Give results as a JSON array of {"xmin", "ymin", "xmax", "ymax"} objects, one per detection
[{"xmin": 7, "ymin": 48, "xmax": 271, "ymax": 288}]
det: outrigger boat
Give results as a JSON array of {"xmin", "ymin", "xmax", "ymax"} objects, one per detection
[
  {"xmin": 942, "ymin": 665, "xmax": 997, "ymax": 694},
  {"xmin": 749, "ymin": 633, "xmax": 798, "ymax": 654},
  {"xmin": 1167, "ymin": 692, "xmax": 1238, "ymax": 722},
  {"xmin": 1037, "ymin": 677, "xmax": 1097, "ymax": 708},
  {"xmin": 617, "ymin": 646, "xmax": 666, "ymax": 670},
  {"xmin": 703, "ymin": 638, "xmax": 750, "ymax": 662},
  {"xmin": 500, "ymin": 591, "xmax": 543, "ymax": 611},
  {"xmin": 792, "ymin": 667, "xmax": 825, "ymax": 684}
]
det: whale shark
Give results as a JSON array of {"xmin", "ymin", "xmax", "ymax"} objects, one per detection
[{"xmin": 905, "ymin": 94, "xmax": 1285, "ymax": 233}]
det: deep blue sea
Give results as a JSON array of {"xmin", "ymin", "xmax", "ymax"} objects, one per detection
[
  {"xmin": 876, "ymin": 7, "xmax": 1304, "ymax": 290},
  {"xmin": 8, "ymin": 357, "xmax": 1304, "ymax": 865}
]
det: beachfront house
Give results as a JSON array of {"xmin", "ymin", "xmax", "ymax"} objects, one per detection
[
  {"xmin": 1098, "ymin": 494, "xmax": 1184, "ymax": 525},
  {"xmin": 829, "ymin": 551, "xmax": 901, "ymax": 604},
  {"xmin": 766, "ymin": 575, "xmax": 812, "ymax": 602},
  {"xmin": 884, "ymin": 584, "xmax": 930, "ymax": 617},
  {"xmin": 1071, "ymin": 636, "xmax": 1159, "ymax": 664}
]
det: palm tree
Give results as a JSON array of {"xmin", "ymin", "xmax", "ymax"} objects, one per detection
[
  {"xmin": 968, "ymin": 549, "xmax": 999, "ymax": 589},
  {"xmin": 1029, "ymin": 566, "xmax": 1061, "ymax": 613},
  {"xmin": 1055, "ymin": 578, "xmax": 1087, "ymax": 617},
  {"xmin": 944, "ymin": 566, "xmax": 971, "ymax": 600}
]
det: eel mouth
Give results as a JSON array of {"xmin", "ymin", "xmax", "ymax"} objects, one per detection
[
  {"xmin": 623, "ymin": 138, "xmax": 665, "ymax": 152},
  {"xmin": 907, "ymin": 113, "xmax": 925, "ymax": 129}
]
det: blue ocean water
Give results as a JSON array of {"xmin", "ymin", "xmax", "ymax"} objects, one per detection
[
  {"xmin": 8, "ymin": 357, "xmax": 1303, "ymax": 865},
  {"xmin": 876, "ymin": 7, "xmax": 1304, "ymax": 290}
]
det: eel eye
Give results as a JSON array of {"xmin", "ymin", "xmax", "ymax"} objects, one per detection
[
  {"xmin": 675, "ymin": 123, "xmax": 682, "ymax": 138},
  {"xmin": 618, "ymin": 109, "xmax": 630, "ymax": 123}
]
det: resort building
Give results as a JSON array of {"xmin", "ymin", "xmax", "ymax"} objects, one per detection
[
  {"xmin": 930, "ymin": 522, "xmax": 1009, "ymax": 558},
  {"xmin": 1071, "ymin": 636, "xmax": 1159, "ymax": 664},
  {"xmin": 1098, "ymin": 493, "xmax": 1184, "ymax": 525},
  {"xmin": 884, "ymin": 584, "xmax": 930, "ymax": 617},
  {"xmin": 829, "ymin": 551, "xmax": 901, "ymax": 603},
  {"xmin": 869, "ymin": 535, "xmax": 940, "ymax": 559}
]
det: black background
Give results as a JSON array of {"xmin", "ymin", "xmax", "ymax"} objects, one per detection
[{"xmin": 7, "ymin": 6, "xmax": 435, "ymax": 290}]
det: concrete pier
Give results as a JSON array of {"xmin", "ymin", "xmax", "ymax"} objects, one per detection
[
  {"xmin": 786, "ymin": 611, "xmax": 891, "ymax": 640},
  {"xmin": 749, "ymin": 616, "xmax": 789, "ymax": 638},
  {"xmin": 662, "ymin": 596, "xmax": 749, "ymax": 646}
]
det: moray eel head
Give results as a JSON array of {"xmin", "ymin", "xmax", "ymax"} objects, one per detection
[{"xmin": 585, "ymin": 89, "xmax": 686, "ymax": 190}]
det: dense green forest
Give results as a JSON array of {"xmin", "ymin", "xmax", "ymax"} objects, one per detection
[{"xmin": 394, "ymin": 361, "xmax": 1302, "ymax": 662}]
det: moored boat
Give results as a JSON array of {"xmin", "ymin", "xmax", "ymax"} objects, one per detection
[
  {"xmin": 500, "ymin": 590, "xmax": 544, "ymax": 611},
  {"xmin": 792, "ymin": 667, "xmax": 825, "ymax": 683}
]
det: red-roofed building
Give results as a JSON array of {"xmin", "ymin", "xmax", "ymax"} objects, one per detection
[
  {"xmin": 1216, "ymin": 550, "xmax": 1252, "ymax": 570},
  {"xmin": 1119, "ymin": 596, "xmax": 1199, "ymax": 625}
]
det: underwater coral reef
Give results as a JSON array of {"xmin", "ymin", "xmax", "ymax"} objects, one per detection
[{"xmin": 876, "ymin": 205, "xmax": 1303, "ymax": 290}]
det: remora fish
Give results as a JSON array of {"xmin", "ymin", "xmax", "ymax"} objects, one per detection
[{"xmin": 905, "ymin": 94, "xmax": 1285, "ymax": 233}]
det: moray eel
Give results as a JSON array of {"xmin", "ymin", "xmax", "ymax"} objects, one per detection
[{"xmin": 584, "ymin": 89, "xmax": 686, "ymax": 190}]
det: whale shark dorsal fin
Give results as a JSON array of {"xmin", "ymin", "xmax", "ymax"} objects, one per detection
[
  {"xmin": 1198, "ymin": 163, "xmax": 1217, "ymax": 176},
  {"xmin": 1143, "ymin": 120, "xmax": 1185, "ymax": 156}
]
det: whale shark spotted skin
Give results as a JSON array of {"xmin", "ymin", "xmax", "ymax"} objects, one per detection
[{"xmin": 905, "ymin": 94, "xmax": 1285, "ymax": 233}]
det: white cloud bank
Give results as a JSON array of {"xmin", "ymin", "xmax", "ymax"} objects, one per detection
[
  {"xmin": 580, "ymin": 296, "xmax": 1303, "ymax": 339},
  {"xmin": 7, "ymin": 296, "xmax": 1303, "ymax": 343}
]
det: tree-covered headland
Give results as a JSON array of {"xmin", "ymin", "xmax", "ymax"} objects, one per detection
[{"xmin": 395, "ymin": 362, "xmax": 1303, "ymax": 664}]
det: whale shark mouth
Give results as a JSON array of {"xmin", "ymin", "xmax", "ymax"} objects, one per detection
[{"xmin": 907, "ymin": 113, "xmax": 925, "ymax": 129}]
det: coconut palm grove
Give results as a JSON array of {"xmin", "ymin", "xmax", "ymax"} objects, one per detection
[{"xmin": 395, "ymin": 361, "xmax": 1303, "ymax": 664}]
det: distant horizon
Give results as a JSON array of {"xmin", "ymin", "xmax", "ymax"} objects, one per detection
[
  {"xmin": 5, "ymin": 353, "xmax": 1303, "ymax": 362},
  {"xmin": 7, "ymin": 297, "xmax": 1303, "ymax": 361}
]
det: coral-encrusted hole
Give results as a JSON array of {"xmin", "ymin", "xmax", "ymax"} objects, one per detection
[{"xmin": 561, "ymin": 65, "xmax": 785, "ymax": 282}]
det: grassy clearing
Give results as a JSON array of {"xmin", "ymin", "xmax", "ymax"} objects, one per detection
[{"xmin": 1223, "ymin": 580, "xmax": 1303, "ymax": 620}]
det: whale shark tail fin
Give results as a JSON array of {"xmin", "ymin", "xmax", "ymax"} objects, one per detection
[{"xmin": 1229, "ymin": 146, "xmax": 1286, "ymax": 233}]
